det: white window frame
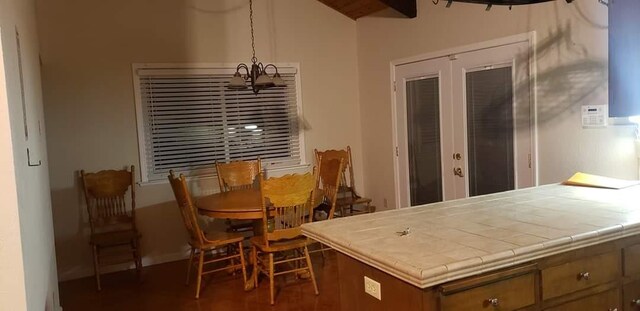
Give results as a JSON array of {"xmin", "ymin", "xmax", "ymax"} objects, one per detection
[{"xmin": 132, "ymin": 62, "xmax": 306, "ymax": 183}]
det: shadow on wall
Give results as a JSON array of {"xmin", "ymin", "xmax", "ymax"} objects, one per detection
[
  {"xmin": 51, "ymin": 179, "xmax": 92, "ymax": 280},
  {"xmin": 41, "ymin": 0, "xmax": 257, "ymax": 281},
  {"xmin": 533, "ymin": 22, "xmax": 606, "ymax": 125},
  {"xmin": 51, "ymin": 169, "xmax": 227, "ymax": 281},
  {"xmin": 477, "ymin": 21, "xmax": 607, "ymax": 134}
]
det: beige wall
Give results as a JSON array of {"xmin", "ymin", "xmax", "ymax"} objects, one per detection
[
  {"xmin": 40, "ymin": 0, "xmax": 636, "ymax": 284},
  {"xmin": 357, "ymin": 0, "xmax": 636, "ymax": 210},
  {"xmin": 0, "ymin": 0, "xmax": 60, "ymax": 309},
  {"xmin": 37, "ymin": 0, "xmax": 362, "ymax": 281}
]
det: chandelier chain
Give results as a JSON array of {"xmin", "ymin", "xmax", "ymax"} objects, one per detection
[{"xmin": 249, "ymin": 0, "xmax": 257, "ymax": 64}]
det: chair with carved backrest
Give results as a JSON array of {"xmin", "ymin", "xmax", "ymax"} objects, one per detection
[
  {"xmin": 81, "ymin": 165, "xmax": 141, "ymax": 291},
  {"xmin": 215, "ymin": 158, "xmax": 261, "ymax": 233},
  {"xmin": 314, "ymin": 155, "xmax": 344, "ymax": 221},
  {"xmin": 314, "ymin": 146, "xmax": 375, "ymax": 216},
  {"xmin": 250, "ymin": 172, "xmax": 319, "ymax": 305},
  {"xmin": 309, "ymin": 155, "xmax": 345, "ymax": 257},
  {"xmin": 168, "ymin": 171, "xmax": 247, "ymax": 299}
]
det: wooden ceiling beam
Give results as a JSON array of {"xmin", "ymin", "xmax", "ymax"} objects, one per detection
[
  {"xmin": 317, "ymin": 0, "xmax": 416, "ymax": 20},
  {"xmin": 343, "ymin": 1, "xmax": 388, "ymax": 19},
  {"xmin": 379, "ymin": 0, "xmax": 417, "ymax": 18}
]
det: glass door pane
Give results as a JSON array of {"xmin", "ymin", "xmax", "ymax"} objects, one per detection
[
  {"xmin": 466, "ymin": 67, "xmax": 514, "ymax": 196},
  {"xmin": 406, "ymin": 77, "xmax": 442, "ymax": 205}
]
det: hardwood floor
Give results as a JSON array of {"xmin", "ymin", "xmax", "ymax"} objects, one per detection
[{"xmin": 59, "ymin": 252, "xmax": 340, "ymax": 311}]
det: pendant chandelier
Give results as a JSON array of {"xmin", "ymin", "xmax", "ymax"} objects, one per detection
[{"xmin": 228, "ymin": 0, "xmax": 285, "ymax": 94}]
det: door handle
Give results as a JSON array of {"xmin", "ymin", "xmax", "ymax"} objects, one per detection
[{"xmin": 453, "ymin": 167, "xmax": 464, "ymax": 177}]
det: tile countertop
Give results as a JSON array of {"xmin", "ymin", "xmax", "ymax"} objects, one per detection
[{"xmin": 301, "ymin": 184, "xmax": 640, "ymax": 289}]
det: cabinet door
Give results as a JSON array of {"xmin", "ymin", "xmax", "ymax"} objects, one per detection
[
  {"xmin": 545, "ymin": 288, "xmax": 620, "ymax": 311},
  {"xmin": 440, "ymin": 273, "xmax": 536, "ymax": 311},
  {"xmin": 624, "ymin": 244, "xmax": 640, "ymax": 277},
  {"xmin": 609, "ymin": 0, "xmax": 640, "ymax": 117},
  {"xmin": 624, "ymin": 281, "xmax": 640, "ymax": 311},
  {"xmin": 541, "ymin": 251, "xmax": 619, "ymax": 300}
]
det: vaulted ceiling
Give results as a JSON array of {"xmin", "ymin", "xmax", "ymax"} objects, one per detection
[{"xmin": 317, "ymin": 0, "xmax": 417, "ymax": 20}]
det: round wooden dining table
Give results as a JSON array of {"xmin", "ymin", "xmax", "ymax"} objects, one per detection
[
  {"xmin": 196, "ymin": 188, "xmax": 264, "ymax": 220},
  {"xmin": 195, "ymin": 188, "xmax": 265, "ymax": 291},
  {"xmin": 195, "ymin": 187, "xmax": 323, "ymax": 291},
  {"xmin": 196, "ymin": 187, "xmax": 324, "ymax": 220}
]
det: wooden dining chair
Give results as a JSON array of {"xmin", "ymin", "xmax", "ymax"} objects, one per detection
[
  {"xmin": 81, "ymin": 165, "xmax": 142, "ymax": 291},
  {"xmin": 314, "ymin": 146, "xmax": 375, "ymax": 216},
  {"xmin": 314, "ymin": 155, "xmax": 345, "ymax": 221},
  {"xmin": 309, "ymin": 155, "xmax": 345, "ymax": 257},
  {"xmin": 250, "ymin": 172, "xmax": 319, "ymax": 305},
  {"xmin": 168, "ymin": 171, "xmax": 247, "ymax": 299},
  {"xmin": 215, "ymin": 158, "xmax": 261, "ymax": 232}
]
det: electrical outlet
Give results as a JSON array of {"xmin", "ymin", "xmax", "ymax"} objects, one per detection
[
  {"xmin": 383, "ymin": 198, "xmax": 388, "ymax": 208},
  {"xmin": 364, "ymin": 276, "xmax": 381, "ymax": 300}
]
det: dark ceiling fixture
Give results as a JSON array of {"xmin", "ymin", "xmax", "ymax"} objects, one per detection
[
  {"xmin": 228, "ymin": 0, "xmax": 285, "ymax": 94},
  {"xmin": 438, "ymin": 0, "xmax": 575, "ymax": 11},
  {"xmin": 445, "ymin": 0, "xmax": 573, "ymax": 4}
]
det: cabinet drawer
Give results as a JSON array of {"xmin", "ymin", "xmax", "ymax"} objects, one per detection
[
  {"xmin": 624, "ymin": 244, "xmax": 640, "ymax": 276},
  {"xmin": 440, "ymin": 273, "xmax": 535, "ymax": 310},
  {"xmin": 542, "ymin": 251, "xmax": 619, "ymax": 300},
  {"xmin": 544, "ymin": 288, "xmax": 620, "ymax": 311},
  {"xmin": 624, "ymin": 281, "xmax": 640, "ymax": 310}
]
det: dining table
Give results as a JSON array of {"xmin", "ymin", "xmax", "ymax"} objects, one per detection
[
  {"xmin": 196, "ymin": 188, "xmax": 263, "ymax": 291},
  {"xmin": 195, "ymin": 187, "xmax": 324, "ymax": 291},
  {"xmin": 197, "ymin": 187, "xmax": 264, "ymax": 220},
  {"xmin": 196, "ymin": 187, "xmax": 325, "ymax": 220}
]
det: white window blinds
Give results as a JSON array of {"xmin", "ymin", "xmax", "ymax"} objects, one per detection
[{"xmin": 134, "ymin": 65, "xmax": 302, "ymax": 182}]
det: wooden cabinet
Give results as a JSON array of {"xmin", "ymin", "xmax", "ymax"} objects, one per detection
[
  {"xmin": 624, "ymin": 244, "xmax": 640, "ymax": 277},
  {"xmin": 439, "ymin": 271, "xmax": 536, "ymax": 311},
  {"xmin": 609, "ymin": 0, "xmax": 640, "ymax": 117},
  {"xmin": 335, "ymin": 237, "xmax": 640, "ymax": 311},
  {"xmin": 544, "ymin": 288, "xmax": 620, "ymax": 311},
  {"xmin": 541, "ymin": 251, "xmax": 620, "ymax": 300},
  {"xmin": 624, "ymin": 281, "xmax": 640, "ymax": 311}
]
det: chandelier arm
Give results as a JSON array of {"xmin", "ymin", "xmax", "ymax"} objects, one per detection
[
  {"xmin": 263, "ymin": 64, "xmax": 279, "ymax": 74},
  {"xmin": 236, "ymin": 63, "xmax": 250, "ymax": 77}
]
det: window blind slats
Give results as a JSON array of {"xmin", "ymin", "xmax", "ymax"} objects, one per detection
[
  {"xmin": 138, "ymin": 67, "xmax": 301, "ymax": 181},
  {"xmin": 152, "ymin": 149, "xmax": 299, "ymax": 162},
  {"xmin": 148, "ymin": 111, "xmax": 297, "ymax": 120},
  {"xmin": 150, "ymin": 134, "xmax": 298, "ymax": 149}
]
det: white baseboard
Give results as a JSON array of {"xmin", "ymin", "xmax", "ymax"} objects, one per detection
[{"xmin": 58, "ymin": 251, "xmax": 190, "ymax": 282}]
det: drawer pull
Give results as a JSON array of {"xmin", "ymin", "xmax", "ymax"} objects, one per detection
[
  {"xmin": 577, "ymin": 272, "xmax": 591, "ymax": 280},
  {"xmin": 632, "ymin": 299, "xmax": 640, "ymax": 306},
  {"xmin": 608, "ymin": 308, "xmax": 618, "ymax": 311},
  {"xmin": 485, "ymin": 298, "xmax": 499, "ymax": 307}
]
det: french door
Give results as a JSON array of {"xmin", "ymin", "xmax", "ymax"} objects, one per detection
[{"xmin": 394, "ymin": 40, "xmax": 534, "ymax": 208}]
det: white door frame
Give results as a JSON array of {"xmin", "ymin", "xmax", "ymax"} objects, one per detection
[
  {"xmin": 395, "ymin": 57, "xmax": 453, "ymax": 207},
  {"xmin": 390, "ymin": 32, "xmax": 538, "ymax": 209}
]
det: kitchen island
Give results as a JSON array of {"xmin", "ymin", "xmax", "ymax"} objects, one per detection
[{"xmin": 302, "ymin": 184, "xmax": 640, "ymax": 310}]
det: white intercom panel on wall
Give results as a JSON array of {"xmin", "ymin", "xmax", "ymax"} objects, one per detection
[{"xmin": 582, "ymin": 105, "xmax": 607, "ymax": 128}]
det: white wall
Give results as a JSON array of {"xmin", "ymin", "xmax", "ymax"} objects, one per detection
[
  {"xmin": 356, "ymin": 0, "xmax": 636, "ymax": 210},
  {"xmin": 37, "ymin": 0, "xmax": 363, "ymax": 281},
  {"xmin": 0, "ymin": 0, "xmax": 60, "ymax": 309}
]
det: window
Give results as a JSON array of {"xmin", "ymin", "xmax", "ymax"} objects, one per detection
[{"xmin": 133, "ymin": 64, "xmax": 303, "ymax": 182}]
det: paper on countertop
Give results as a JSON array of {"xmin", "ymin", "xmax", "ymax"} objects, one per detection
[{"xmin": 563, "ymin": 172, "xmax": 640, "ymax": 189}]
